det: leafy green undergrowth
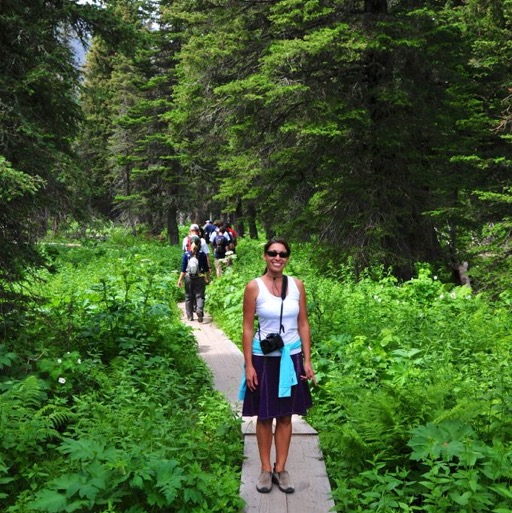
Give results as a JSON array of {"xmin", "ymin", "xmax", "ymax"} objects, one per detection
[
  {"xmin": 208, "ymin": 240, "xmax": 512, "ymax": 512},
  {"xmin": 1, "ymin": 237, "xmax": 244, "ymax": 513}
]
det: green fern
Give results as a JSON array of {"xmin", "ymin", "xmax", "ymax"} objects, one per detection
[
  {"xmin": 1, "ymin": 376, "xmax": 69, "ymax": 452},
  {"xmin": 12, "ymin": 375, "xmax": 47, "ymax": 408},
  {"xmin": 36, "ymin": 404, "xmax": 76, "ymax": 431}
]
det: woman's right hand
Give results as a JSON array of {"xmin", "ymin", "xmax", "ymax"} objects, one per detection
[{"xmin": 245, "ymin": 365, "xmax": 258, "ymax": 392}]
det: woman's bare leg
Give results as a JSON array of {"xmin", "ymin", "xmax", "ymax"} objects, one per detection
[
  {"xmin": 256, "ymin": 418, "xmax": 273, "ymax": 471},
  {"xmin": 274, "ymin": 415, "xmax": 292, "ymax": 472}
]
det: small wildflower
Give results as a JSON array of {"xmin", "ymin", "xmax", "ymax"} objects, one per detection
[
  {"xmin": 433, "ymin": 276, "xmax": 438, "ymax": 280},
  {"xmin": 58, "ymin": 377, "xmax": 66, "ymax": 384},
  {"xmin": 77, "ymin": 358, "xmax": 82, "ymax": 364},
  {"xmin": 57, "ymin": 358, "xmax": 62, "ymax": 364}
]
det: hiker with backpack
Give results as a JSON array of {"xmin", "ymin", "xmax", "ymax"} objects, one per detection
[
  {"xmin": 225, "ymin": 223, "xmax": 238, "ymax": 252},
  {"xmin": 177, "ymin": 235, "xmax": 210, "ymax": 322},
  {"xmin": 211, "ymin": 226, "xmax": 230, "ymax": 277},
  {"xmin": 212, "ymin": 220, "xmax": 232, "ymax": 244},
  {"xmin": 203, "ymin": 219, "xmax": 216, "ymax": 245},
  {"xmin": 182, "ymin": 223, "xmax": 211, "ymax": 270}
]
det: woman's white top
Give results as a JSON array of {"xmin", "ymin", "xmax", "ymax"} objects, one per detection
[{"xmin": 255, "ymin": 276, "xmax": 302, "ymax": 357}]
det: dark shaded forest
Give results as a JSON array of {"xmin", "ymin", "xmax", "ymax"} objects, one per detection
[{"xmin": 1, "ymin": 0, "xmax": 511, "ymax": 294}]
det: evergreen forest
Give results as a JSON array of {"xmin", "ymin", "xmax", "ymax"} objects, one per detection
[
  {"xmin": 1, "ymin": 0, "xmax": 512, "ymax": 512},
  {"xmin": 2, "ymin": 0, "xmax": 511, "ymax": 289}
]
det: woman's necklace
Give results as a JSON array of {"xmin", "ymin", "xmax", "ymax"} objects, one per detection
[{"xmin": 269, "ymin": 275, "xmax": 282, "ymax": 297}]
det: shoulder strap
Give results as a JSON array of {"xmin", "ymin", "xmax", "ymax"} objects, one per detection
[
  {"xmin": 281, "ymin": 275, "xmax": 288, "ymax": 300},
  {"xmin": 256, "ymin": 275, "xmax": 288, "ymax": 339},
  {"xmin": 279, "ymin": 275, "xmax": 288, "ymax": 333}
]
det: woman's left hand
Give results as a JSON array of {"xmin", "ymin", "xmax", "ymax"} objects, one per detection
[{"xmin": 301, "ymin": 361, "xmax": 317, "ymax": 386}]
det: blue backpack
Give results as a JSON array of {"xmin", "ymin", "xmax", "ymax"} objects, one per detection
[{"xmin": 215, "ymin": 234, "xmax": 227, "ymax": 257}]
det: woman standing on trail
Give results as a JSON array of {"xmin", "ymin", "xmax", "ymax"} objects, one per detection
[{"xmin": 239, "ymin": 237, "xmax": 316, "ymax": 494}]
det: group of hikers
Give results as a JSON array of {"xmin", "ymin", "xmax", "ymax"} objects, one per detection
[{"xmin": 177, "ymin": 219, "xmax": 238, "ymax": 322}]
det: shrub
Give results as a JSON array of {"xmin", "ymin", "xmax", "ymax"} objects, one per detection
[{"xmin": 1, "ymin": 238, "xmax": 244, "ymax": 513}]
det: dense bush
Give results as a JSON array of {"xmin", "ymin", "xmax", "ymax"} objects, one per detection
[
  {"xmin": 208, "ymin": 239, "xmax": 512, "ymax": 512},
  {"xmin": 1, "ymin": 237, "xmax": 244, "ymax": 513}
]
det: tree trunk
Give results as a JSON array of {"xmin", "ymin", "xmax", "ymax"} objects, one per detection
[
  {"xmin": 167, "ymin": 205, "xmax": 179, "ymax": 245},
  {"xmin": 365, "ymin": 0, "xmax": 387, "ymax": 14},
  {"xmin": 235, "ymin": 200, "xmax": 244, "ymax": 238},
  {"xmin": 247, "ymin": 203, "xmax": 258, "ymax": 239}
]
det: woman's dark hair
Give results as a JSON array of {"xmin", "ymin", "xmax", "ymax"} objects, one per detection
[
  {"xmin": 263, "ymin": 237, "xmax": 291, "ymax": 255},
  {"xmin": 262, "ymin": 237, "xmax": 291, "ymax": 275}
]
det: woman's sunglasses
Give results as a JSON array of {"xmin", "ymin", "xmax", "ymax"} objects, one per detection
[{"xmin": 266, "ymin": 250, "xmax": 289, "ymax": 258}]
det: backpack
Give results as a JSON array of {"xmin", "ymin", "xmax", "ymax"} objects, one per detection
[
  {"xmin": 214, "ymin": 234, "xmax": 227, "ymax": 257},
  {"xmin": 186, "ymin": 254, "xmax": 199, "ymax": 275},
  {"xmin": 204, "ymin": 224, "xmax": 216, "ymax": 244},
  {"xmin": 226, "ymin": 227, "xmax": 237, "ymax": 245}
]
